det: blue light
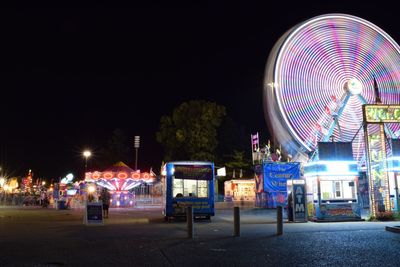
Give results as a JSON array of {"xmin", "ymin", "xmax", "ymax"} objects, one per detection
[{"xmin": 304, "ymin": 160, "xmax": 358, "ymax": 176}]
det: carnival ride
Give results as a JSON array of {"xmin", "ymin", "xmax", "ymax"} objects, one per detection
[
  {"xmin": 263, "ymin": 13, "xmax": 400, "ymax": 164},
  {"xmin": 85, "ymin": 161, "xmax": 155, "ymax": 207}
]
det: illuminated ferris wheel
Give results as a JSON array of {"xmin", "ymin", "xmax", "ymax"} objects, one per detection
[{"xmin": 264, "ymin": 13, "xmax": 400, "ymax": 163}]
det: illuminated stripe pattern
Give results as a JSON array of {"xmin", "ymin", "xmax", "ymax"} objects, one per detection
[{"xmin": 265, "ymin": 14, "xmax": 400, "ymax": 160}]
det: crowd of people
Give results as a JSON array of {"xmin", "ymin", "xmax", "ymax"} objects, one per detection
[{"xmin": 0, "ymin": 192, "xmax": 47, "ymax": 206}]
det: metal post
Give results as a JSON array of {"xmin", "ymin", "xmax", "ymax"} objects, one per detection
[
  {"xmin": 187, "ymin": 206, "xmax": 194, "ymax": 239},
  {"xmin": 277, "ymin": 206, "xmax": 283, "ymax": 235},
  {"xmin": 135, "ymin": 148, "xmax": 138, "ymax": 170},
  {"xmin": 233, "ymin": 206, "xmax": 240, "ymax": 236}
]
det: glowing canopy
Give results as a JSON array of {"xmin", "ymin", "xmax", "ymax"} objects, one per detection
[{"xmin": 85, "ymin": 161, "xmax": 155, "ymax": 191}]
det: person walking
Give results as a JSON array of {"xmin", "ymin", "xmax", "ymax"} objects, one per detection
[{"xmin": 100, "ymin": 188, "xmax": 111, "ymax": 219}]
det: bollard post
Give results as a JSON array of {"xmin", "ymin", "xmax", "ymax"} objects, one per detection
[
  {"xmin": 233, "ymin": 206, "xmax": 240, "ymax": 236},
  {"xmin": 187, "ymin": 206, "xmax": 194, "ymax": 239},
  {"xmin": 277, "ymin": 206, "xmax": 283, "ymax": 235}
]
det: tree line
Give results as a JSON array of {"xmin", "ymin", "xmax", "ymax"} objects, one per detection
[
  {"xmin": 156, "ymin": 100, "xmax": 252, "ymax": 179},
  {"xmin": 93, "ymin": 100, "xmax": 254, "ymax": 181}
]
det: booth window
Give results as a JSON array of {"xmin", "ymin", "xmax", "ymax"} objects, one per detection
[
  {"xmin": 335, "ymin": 182, "xmax": 341, "ymax": 198},
  {"xmin": 321, "ymin": 179, "xmax": 357, "ymax": 202},
  {"xmin": 173, "ymin": 177, "xmax": 184, "ymax": 197},
  {"xmin": 172, "ymin": 177, "xmax": 208, "ymax": 198}
]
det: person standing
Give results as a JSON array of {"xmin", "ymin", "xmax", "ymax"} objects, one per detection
[
  {"xmin": 100, "ymin": 188, "xmax": 111, "ymax": 218},
  {"xmin": 287, "ymin": 191, "xmax": 294, "ymax": 222}
]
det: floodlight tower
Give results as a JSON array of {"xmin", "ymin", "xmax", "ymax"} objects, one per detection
[{"xmin": 134, "ymin": 136, "xmax": 140, "ymax": 170}]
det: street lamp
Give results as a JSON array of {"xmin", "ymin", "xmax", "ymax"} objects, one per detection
[{"xmin": 83, "ymin": 150, "xmax": 92, "ymax": 169}]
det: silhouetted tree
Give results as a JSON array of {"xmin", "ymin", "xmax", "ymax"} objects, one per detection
[{"xmin": 156, "ymin": 100, "xmax": 226, "ymax": 162}]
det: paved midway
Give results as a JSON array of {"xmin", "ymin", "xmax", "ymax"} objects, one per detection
[{"xmin": 0, "ymin": 205, "xmax": 399, "ymax": 266}]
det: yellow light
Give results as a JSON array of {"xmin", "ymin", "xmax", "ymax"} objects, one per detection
[
  {"xmin": 87, "ymin": 185, "xmax": 96, "ymax": 193},
  {"xmin": 42, "ymin": 181, "xmax": 46, "ymax": 186}
]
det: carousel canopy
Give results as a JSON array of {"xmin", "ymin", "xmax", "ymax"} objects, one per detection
[
  {"xmin": 103, "ymin": 161, "xmax": 135, "ymax": 173},
  {"xmin": 84, "ymin": 161, "xmax": 155, "ymax": 191}
]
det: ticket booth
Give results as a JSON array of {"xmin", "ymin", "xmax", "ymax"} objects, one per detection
[{"xmin": 305, "ymin": 142, "xmax": 362, "ymax": 221}]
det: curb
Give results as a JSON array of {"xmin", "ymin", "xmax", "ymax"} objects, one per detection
[{"xmin": 385, "ymin": 226, "xmax": 400, "ymax": 233}]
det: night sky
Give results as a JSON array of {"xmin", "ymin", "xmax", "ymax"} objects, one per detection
[{"xmin": 0, "ymin": 3, "xmax": 398, "ymax": 180}]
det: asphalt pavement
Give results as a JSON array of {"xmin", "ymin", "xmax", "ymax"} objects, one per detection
[{"xmin": 0, "ymin": 205, "xmax": 399, "ymax": 266}]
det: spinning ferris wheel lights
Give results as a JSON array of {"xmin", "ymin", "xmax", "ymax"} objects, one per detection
[{"xmin": 263, "ymin": 13, "xmax": 400, "ymax": 162}]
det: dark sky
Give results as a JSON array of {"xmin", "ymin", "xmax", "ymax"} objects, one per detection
[{"xmin": 0, "ymin": 3, "xmax": 398, "ymax": 180}]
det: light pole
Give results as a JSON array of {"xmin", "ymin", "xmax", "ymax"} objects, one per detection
[
  {"xmin": 134, "ymin": 136, "xmax": 140, "ymax": 170},
  {"xmin": 83, "ymin": 150, "xmax": 92, "ymax": 170}
]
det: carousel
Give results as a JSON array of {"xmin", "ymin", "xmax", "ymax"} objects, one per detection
[{"xmin": 85, "ymin": 161, "xmax": 155, "ymax": 207}]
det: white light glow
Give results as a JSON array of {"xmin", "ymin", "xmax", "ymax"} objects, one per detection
[
  {"xmin": 83, "ymin": 150, "xmax": 92, "ymax": 158},
  {"xmin": 87, "ymin": 185, "xmax": 96, "ymax": 193},
  {"xmin": 326, "ymin": 162, "xmax": 349, "ymax": 173},
  {"xmin": 304, "ymin": 160, "xmax": 357, "ymax": 167},
  {"xmin": 292, "ymin": 179, "xmax": 305, "ymax": 184},
  {"xmin": 217, "ymin": 167, "xmax": 226, "ymax": 177},
  {"xmin": 346, "ymin": 78, "xmax": 363, "ymax": 95}
]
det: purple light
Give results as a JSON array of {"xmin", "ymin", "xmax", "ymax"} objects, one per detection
[{"xmin": 264, "ymin": 14, "xmax": 400, "ymax": 162}]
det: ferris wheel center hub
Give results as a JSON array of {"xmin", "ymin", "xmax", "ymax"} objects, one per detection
[{"xmin": 345, "ymin": 78, "xmax": 363, "ymax": 95}]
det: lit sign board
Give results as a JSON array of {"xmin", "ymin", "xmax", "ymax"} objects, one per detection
[
  {"xmin": 173, "ymin": 165, "xmax": 213, "ymax": 180},
  {"xmin": 293, "ymin": 183, "xmax": 307, "ymax": 222},
  {"xmin": 363, "ymin": 104, "xmax": 400, "ymax": 123}
]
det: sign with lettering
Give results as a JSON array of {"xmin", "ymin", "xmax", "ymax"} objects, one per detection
[
  {"xmin": 263, "ymin": 162, "xmax": 301, "ymax": 207},
  {"xmin": 85, "ymin": 201, "xmax": 104, "ymax": 225},
  {"xmin": 363, "ymin": 104, "xmax": 400, "ymax": 123},
  {"xmin": 293, "ymin": 183, "xmax": 307, "ymax": 222}
]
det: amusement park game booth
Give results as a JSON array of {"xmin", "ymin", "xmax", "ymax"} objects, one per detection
[
  {"xmin": 304, "ymin": 142, "xmax": 362, "ymax": 221},
  {"xmin": 224, "ymin": 179, "xmax": 256, "ymax": 202}
]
